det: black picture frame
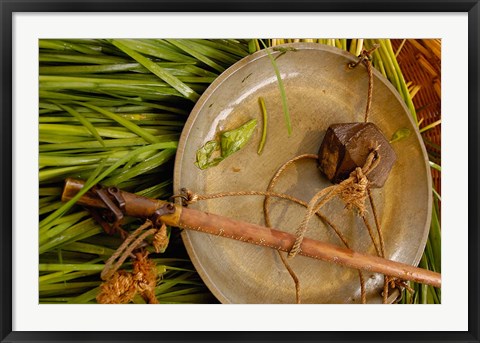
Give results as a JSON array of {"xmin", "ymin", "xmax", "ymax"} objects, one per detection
[{"xmin": 1, "ymin": 1, "xmax": 478, "ymax": 342}]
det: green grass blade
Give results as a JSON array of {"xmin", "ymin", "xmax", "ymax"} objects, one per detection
[
  {"xmin": 429, "ymin": 161, "xmax": 442, "ymax": 172},
  {"xmin": 39, "ymin": 202, "xmax": 63, "ymax": 215},
  {"xmin": 39, "ymin": 263, "xmax": 105, "ymax": 272},
  {"xmin": 111, "ymin": 40, "xmax": 200, "ymax": 102},
  {"xmin": 39, "ymin": 187, "xmax": 62, "ymax": 196},
  {"xmin": 257, "ymin": 97, "xmax": 268, "ymax": 155},
  {"xmin": 179, "ymin": 39, "xmax": 238, "ymax": 65},
  {"xmin": 430, "ymin": 200, "xmax": 441, "ymax": 272},
  {"xmin": 105, "ymin": 148, "xmax": 176, "ymax": 186},
  {"xmin": 40, "ymin": 211, "xmax": 89, "ymax": 244},
  {"xmin": 61, "ymin": 242, "xmax": 116, "ymax": 256},
  {"xmin": 40, "ymin": 160, "xmax": 106, "ymax": 229},
  {"xmin": 67, "ymin": 287, "xmax": 100, "ymax": 304},
  {"xmin": 259, "ymin": 40, "xmax": 292, "ymax": 136},
  {"xmin": 39, "ymin": 281, "xmax": 101, "ymax": 292},
  {"xmin": 50, "ymin": 102, "xmax": 105, "ymax": 147},
  {"xmin": 195, "ymin": 39, "xmax": 249, "ymax": 58},
  {"xmin": 73, "ymin": 102, "xmax": 161, "ymax": 144},
  {"xmin": 39, "ymin": 270, "xmax": 99, "ymax": 285},
  {"xmin": 40, "ymin": 224, "xmax": 103, "ymax": 254},
  {"xmin": 118, "ymin": 39, "xmax": 197, "ymax": 63},
  {"xmin": 39, "ymin": 134, "xmax": 179, "ymax": 152},
  {"xmin": 39, "ymin": 165, "xmax": 96, "ymax": 183},
  {"xmin": 39, "ymin": 53, "xmax": 129, "ymax": 65},
  {"xmin": 165, "ymin": 39, "xmax": 225, "ymax": 73},
  {"xmin": 40, "ymin": 39, "xmax": 103, "ymax": 55}
]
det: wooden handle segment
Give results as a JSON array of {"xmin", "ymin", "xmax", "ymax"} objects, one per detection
[
  {"xmin": 62, "ymin": 178, "xmax": 441, "ymax": 288},
  {"xmin": 179, "ymin": 206, "xmax": 441, "ymax": 288}
]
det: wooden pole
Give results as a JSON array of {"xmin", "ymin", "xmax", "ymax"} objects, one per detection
[{"xmin": 62, "ymin": 178, "xmax": 441, "ymax": 288}]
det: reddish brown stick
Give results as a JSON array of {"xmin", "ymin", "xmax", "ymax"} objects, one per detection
[{"xmin": 62, "ymin": 178, "xmax": 441, "ymax": 288}]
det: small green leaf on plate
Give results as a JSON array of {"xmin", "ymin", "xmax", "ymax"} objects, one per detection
[
  {"xmin": 194, "ymin": 119, "xmax": 258, "ymax": 170},
  {"xmin": 194, "ymin": 140, "xmax": 221, "ymax": 170},
  {"xmin": 220, "ymin": 119, "xmax": 257, "ymax": 158},
  {"xmin": 390, "ymin": 127, "xmax": 411, "ymax": 143}
]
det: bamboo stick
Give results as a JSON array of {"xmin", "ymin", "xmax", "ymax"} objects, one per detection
[{"xmin": 62, "ymin": 178, "xmax": 441, "ymax": 288}]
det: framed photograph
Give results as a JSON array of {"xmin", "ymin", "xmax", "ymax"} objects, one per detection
[{"xmin": 1, "ymin": 1, "xmax": 478, "ymax": 342}]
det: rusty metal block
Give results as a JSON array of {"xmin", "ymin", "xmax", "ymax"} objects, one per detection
[{"xmin": 318, "ymin": 122, "xmax": 396, "ymax": 188}]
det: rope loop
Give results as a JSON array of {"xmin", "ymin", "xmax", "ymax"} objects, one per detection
[
  {"xmin": 183, "ymin": 188, "xmax": 199, "ymax": 205},
  {"xmin": 170, "ymin": 188, "xmax": 199, "ymax": 206},
  {"xmin": 288, "ymin": 148, "xmax": 381, "ymax": 258},
  {"xmin": 348, "ymin": 44, "xmax": 380, "ymax": 69},
  {"xmin": 97, "ymin": 219, "xmax": 165, "ymax": 304},
  {"xmin": 348, "ymin": 44, "xmax": 380, "ymax": 123}
]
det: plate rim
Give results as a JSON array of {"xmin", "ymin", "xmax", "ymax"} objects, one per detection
[{"xmin": 173, "ymin": 42, "xmax": 433, "ymax": 304}]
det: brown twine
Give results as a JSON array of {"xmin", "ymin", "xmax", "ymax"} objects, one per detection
[
  {"xmin": 181, "ymin": 149, "xmax": 379, "ymax": 304},
  {"xmin": 361, "ymin": 208, "xmax": 389, "ymax": 303},
  {"xmin": 182, "ymin": 187, "xmax": 309, "ymax": 304},
  {"xmin": 183, "ymin": 189, "xmax": 306, "ymax": 206},
  {"xmin": 362, "ymin": 216, "xmax": 381, "ymax": 257},
  {"xmin": 263, "ymin": 153, "xmax": 366, "ymax": 304},
  {"xmin": 277, "ymin": 251, "xmax": 302, "ymax": 304},
  {"xmin": 101, "ymin": 220, "xmax": 156, "ymax": 281},
  {"xmin": 368, "ymin": 189, "xmax": 386, "ymax": 258},
  {"xmin": 184, "ymin": 155, "xmax": 319, "ymax": 304},
  {"xmin": 101, "ymin": 218, "xmax": 170, "ymax": 282},
  {"xmin": 96, "ymin": 270, "xmax": 137, "ymax": 304},
  {"xmin": 132, "ymin": 251, "xmax": 160, "ymax": 304},
  {"xmin": 288, "ymin": 147, "xmax": 380, "ymax": 259},
  {"xmin": 183, "ymin": 186, "xmax": 368, "ymax": 304},
  {"xmin": 348, "ymin": 44, "xmax": 391, "ymax": 302},
  {"xmin": 262, "ymin": 154, "xmax": 318, "ymax": 305},
  {"xmin": 390, "ymin": 278, "xmax": 414, "ymax": 294},
  {"xmin": 313, "ymin": 45, "xmax": 392, "ymax": 303},
  {"xmin": 97, "ymin": 251, "xmax": 160, "ymax": 304},
  {"xmin": 153, "ymin": 223, "xmax": 169, "ymax": 253},
  {"xmin": 97, "ymin": 218, "xmax": 170, "ymax": 304},
  {"xmin": 263, "ymin": 154, "xmax": 318, "ymax": 227},
  {"xmin": 367, "ymin": 188, "xmax": 389, "ymax": 303},
  {"xmin": 380, "ymin": 277, "xmax": 415, "ymax": 304},
  {"xmin": 348, "ymin": 44, "xmax": 379, "ymax": 123}
]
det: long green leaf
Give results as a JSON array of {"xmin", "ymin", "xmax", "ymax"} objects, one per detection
[
  {"xmin": 111, "ymin": 40, "xmax": 200, "ymax": 102},
  {"xmin": 52, "ymin": 103, "xmax": 105, "ymax": 147},
  {"xmin": 259, "ymin": 40, "xmax": 292, "ymax": 136},
  {"xmin": 73, "ymin": 102, "xmax": 161, "ymax": 143},
  {"xmin": 165, "ymin": 39, "xmax": 225, "ymax": 73}
]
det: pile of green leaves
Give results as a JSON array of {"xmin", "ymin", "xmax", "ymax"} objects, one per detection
[
  {"xmin": 39, "ymin": 38, "xmax": 440, "ymax": 304},
  {"xmin": 39, "ymin": 39, "xmax": 249, "ymax": 303}
]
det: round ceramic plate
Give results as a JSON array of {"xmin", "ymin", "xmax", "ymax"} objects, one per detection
[{"xmin": 173, "ymin": 43, "xmax": 432, "ymax": 304}]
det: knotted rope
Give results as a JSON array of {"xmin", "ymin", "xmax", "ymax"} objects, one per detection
[
  {"xmin": 288, "ymin": 146, "xmax": 380, "ymax": 258},
  {"xmin": 97, "ymin": 219, "xmax": 169, "ymax": 304},
  {"xmin": 179, "ymin": 148, "xmax": 379, "ymax": 304},
  {"xmin": 100, "ymin": 220, "xmax": 156, "ymax": 281},
  {"xmin": 97, "ymin": 250, "xmax": 160, "ymax": 304},
  {"xmin": 348, "ymin": 43, "xmax": 401, "ymax": 303}
]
